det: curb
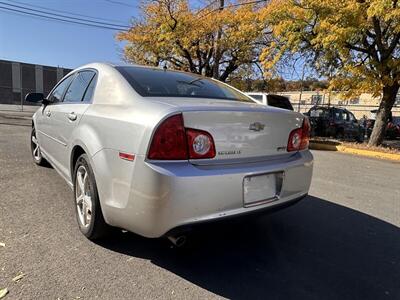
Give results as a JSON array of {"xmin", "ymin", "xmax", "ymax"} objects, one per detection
[{"xmin": 309, "ymin": 142, "xmax": 400, "ymax": 161}]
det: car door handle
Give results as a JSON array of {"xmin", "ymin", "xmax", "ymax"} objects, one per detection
[
  {"xmin": 67, "ymin": 112, "xmax": 77, "ymax": 121},
  {"xmin": 46, "ymin": 110, "xmax": 51, "ymax": 117}
]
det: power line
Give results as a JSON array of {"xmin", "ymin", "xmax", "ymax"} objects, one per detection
[
  {"xmin": 0, "ymin": 1, "xmax": 130, "ymax": 29},
  {"xmin": 3, "ymin": 0, "xmax": 129, "ymax": 25},
  {"xmin": 0, "ymin": 5, "xmax": 129, "ymax": 31},
  {"xmin": 104, "ymin": 0, "xmax": 137, "ymax": 8},
  {"xmin": 196, "ymin": 0, "xmax": 219, "ymax": 15},
  {"xmin": 199, "ymin": 0, "xmax": 267, "ymax": 18}
]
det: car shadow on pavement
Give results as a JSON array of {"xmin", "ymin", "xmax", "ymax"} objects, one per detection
[{"xmin": 98, "ymin": 196, "xmax": 400, "ymax": 300}]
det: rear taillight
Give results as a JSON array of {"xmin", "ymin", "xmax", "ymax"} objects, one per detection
[
  {"xmin": 148, "ymin": 114, "xmax": 216, "ymax": 160},
  {"xmin": 186, "ymin": 129, "xmax": 216, "ymax": 159},
  {"xmin": 148, "ymin": 114, "xmax": 188, "ymax": 160},
  {"xmin": 287, "ymin": 118, "xmax": 310, "ymax": 152}
]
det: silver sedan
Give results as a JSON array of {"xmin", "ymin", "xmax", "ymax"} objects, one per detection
[{"xmin": 27, "ymin": 63, "xmax": 313, "ymax": 244}]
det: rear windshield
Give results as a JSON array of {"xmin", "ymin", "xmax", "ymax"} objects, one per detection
[{"xmin": 116, "ymin": 66, "xmax": 252, "ymax": 102}]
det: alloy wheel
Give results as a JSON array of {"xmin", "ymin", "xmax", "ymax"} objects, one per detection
[
  {"xmin": 75, "ymin": 166, "xmax": 93, "ymax": 228},
  {"xmin": 31, "ymin": 131, "xmax": 41, "ymax": 161}
]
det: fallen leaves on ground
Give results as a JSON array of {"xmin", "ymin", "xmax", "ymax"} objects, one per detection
[
  {"xmin": 0, "ymin": 288, "xmax": 8, "ymax": 299},
  {"xmin": 12, "ymin": 273, "xmax": 25, "ymax": 283}
]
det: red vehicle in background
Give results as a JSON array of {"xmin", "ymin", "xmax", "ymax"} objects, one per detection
[{"xmin": 360, "ymin": 111, "xmax": 400, "ymax": 140}]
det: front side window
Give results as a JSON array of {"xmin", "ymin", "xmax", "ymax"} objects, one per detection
[
  {"xmin": 48, "ymin": 75, "xmax": 73, "ymax": 103},
  {"xmin": 116, "ymin": 66, "xmax": 252, "ymax": 102},
  {"xmin": 334, "ymin": 109, "xmax": 345, "ymax": 121},
  {"xmin": 64, "ymin": 71, "xmax": 96, "ymax": 103}
]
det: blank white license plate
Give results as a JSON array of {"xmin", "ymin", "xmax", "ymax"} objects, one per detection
[{"xmin": 243, "ymin": 172, "xmax": 282, "ymax": 207}]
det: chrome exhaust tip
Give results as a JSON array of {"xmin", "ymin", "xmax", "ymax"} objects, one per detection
[{"xmin": 168, "ymin": 235, "xmax": 187, "ymax": 247}]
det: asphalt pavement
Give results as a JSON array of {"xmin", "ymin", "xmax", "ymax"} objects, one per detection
[{"xmin": 0, "ymin": 113, "xmax": 399, "ymax": 300}]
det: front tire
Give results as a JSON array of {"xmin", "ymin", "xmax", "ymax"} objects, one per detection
[
  {"xmin": 73, "ymin": 153, "xmax": 110, "ymax": 240},
  {"xmin": 30, "ymin": 127, "xmax": 47, "ymax": 166}
]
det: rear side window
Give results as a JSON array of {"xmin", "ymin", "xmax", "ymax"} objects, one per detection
[
  {"xmin": 82, "ymin": 74, "xmax": 97, "ymax": 102},
  {"xmin": 64, "ymin": 71, "xmax": 96, "ymax": 103},
  {"xmin": 248, "ymin": 94, "xmax": 263, "ymax": 101},
  {"xmin": 48, "ymin": 75, "xmax": 73, "ymax": 103},
  {"xmin": 116, "ymin": 66, "xmax": 252, "ymax": 102}
]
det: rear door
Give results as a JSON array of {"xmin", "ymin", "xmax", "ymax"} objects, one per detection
[
  {"xmin": 347, "ymin": 111, "xmax": 360, "ymax": 138},
  {"xmin": 47, "ymin": 70, "xmax": 96, "ymax": 178},
  {"xmin": 340, "ymin": 109, "xmax": 354, "ymax": 138},
  {"xmin": 37, "ymin": 75, "xmax": 74, "ymax": 157}
]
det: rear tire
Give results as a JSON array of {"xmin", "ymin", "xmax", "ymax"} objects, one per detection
[
  {"xmin": 73, "ymin": 153, "xmax": 110, "ymax": 240},
  {"xmin": 30, "ymin": 127, "xmax": 47, "ymax": 166}
]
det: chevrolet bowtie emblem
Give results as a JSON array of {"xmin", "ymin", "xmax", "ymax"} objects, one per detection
[{"xmin": 249, "ymin": 122, "xmax": 265, "ymax": 131}]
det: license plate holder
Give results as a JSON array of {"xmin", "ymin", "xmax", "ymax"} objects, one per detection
[{"xmin": 243, "ymin": 172, "xmax": 284, "ymax": 207}]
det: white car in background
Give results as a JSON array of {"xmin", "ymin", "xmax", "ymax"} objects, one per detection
[
  {"xmin": 245, "ymin": 92, "xmax": 294, "ymax": 111},
  {"xmin": 27, "ymin": 63, "xmax": 313, "ymax": 246}
]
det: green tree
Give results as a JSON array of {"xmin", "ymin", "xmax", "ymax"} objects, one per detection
[{"xmin": 261, "ymin": 0, "xmax": 400, "ymax": 146}]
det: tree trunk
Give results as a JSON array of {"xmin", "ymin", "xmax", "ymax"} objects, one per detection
[{"xmin": 368, "ymin": 83, "xmax": 399, "ymax": 146}]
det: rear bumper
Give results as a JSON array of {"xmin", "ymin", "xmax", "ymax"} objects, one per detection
[
  {"xmin": 165, "ymin": 193, "xmax": 307, "ymax": 237},
  {"xmin": 95, "ymin": 150, "xmax": 313, "ymax": 238}
]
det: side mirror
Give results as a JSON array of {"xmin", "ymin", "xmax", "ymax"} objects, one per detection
[{"xmin": 25, "ymin": 93, "xmax": 45, "ymax": 103}]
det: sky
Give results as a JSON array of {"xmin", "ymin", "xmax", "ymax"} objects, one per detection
[
  {"xmin": 0, "ymin": 0, "xmax": 306, "ymax": 80},
  {"xmin": 0, "ymin": 0, "xmax": 202, "ymax": 69}
]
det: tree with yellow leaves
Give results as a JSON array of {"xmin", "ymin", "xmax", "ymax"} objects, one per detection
[
  {"xmin": 261, "ymin": 0, "xmax": 400, "ymax": 146},
  {"xmin": 117, "ymin": 0, "xmax": 267, "ymax": 82}
]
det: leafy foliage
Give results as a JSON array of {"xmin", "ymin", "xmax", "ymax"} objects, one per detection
[
  {"xmin": 117, "ymin": 0, "xmax": 268, "ymax": 81},
  {"xmin": 261, "ymin": 0, "xmax": 400, "ymax": 145}
]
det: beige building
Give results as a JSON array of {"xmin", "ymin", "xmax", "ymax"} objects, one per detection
[{"xmin": 277, "ymin": 91, "xmax": 400, "ymax": 119}]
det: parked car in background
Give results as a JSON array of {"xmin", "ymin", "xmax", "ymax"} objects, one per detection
[
  {"xmin": 245, "ymin": 92, "xmax": 294, "ymax": 111},
  {"xmin": 360, "ymin": 111, "xmax": 400, "ymax": 140},
  {"xmin": 305, "ymin": 106, "xmax": 363, "ymax": 141},
  {"xmin": 27, "ymin": 63, "xmax": 313, "ymax": 245}
]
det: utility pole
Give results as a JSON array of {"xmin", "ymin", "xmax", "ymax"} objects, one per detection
[
  {"xmin": 20, "ymin": 64, "xmax": 23, "ymax": 112},
  {"xmin": 212, "ymin": 0, "xmax": 224, "ymax": 79},
  {"xmin": 298, "ymin": 64, "xmax": 305, "ymax": 113}
]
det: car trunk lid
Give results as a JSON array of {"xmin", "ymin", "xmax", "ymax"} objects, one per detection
[{"xmin": 147, "ymin": 97, "xmax": 304, "ymax": 164}]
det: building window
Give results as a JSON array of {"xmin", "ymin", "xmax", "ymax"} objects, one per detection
[
  {"xmin": 349, "ymin": 98, "xmax": 359, "ymax": 104},
  {"xmin": 300, "ymin": 100, "xmax": 306, "ymax": 105},
  {"xmin": 311, "ymin": 94, "xmax": 322, "ymax": 105},
  {"xmin": 395, "ymin": 93, "xmax": 400, "ymax": 106}
]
